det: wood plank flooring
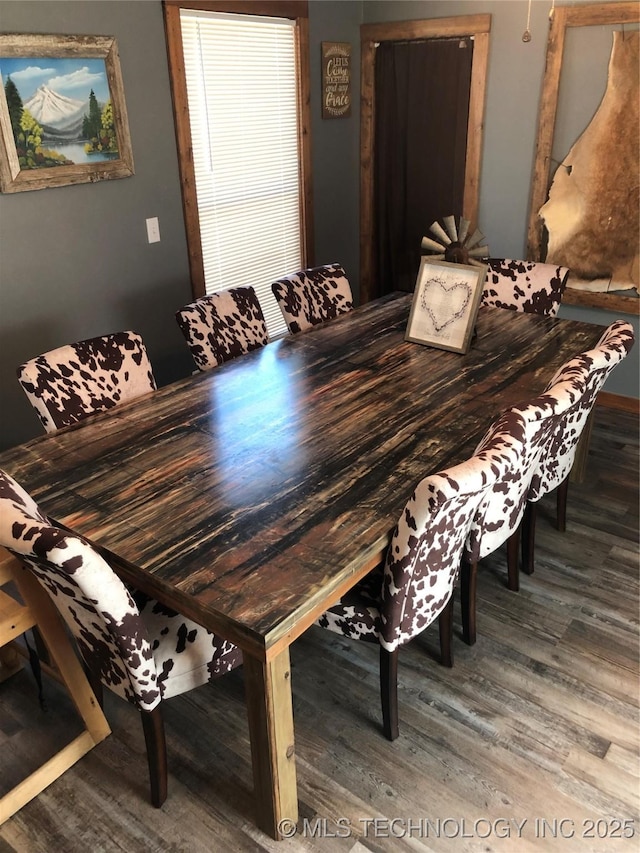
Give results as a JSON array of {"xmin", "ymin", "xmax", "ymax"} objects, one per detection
[{"xmin": 0, "ymin": 405, "xmax": 638, "ymax": 852}]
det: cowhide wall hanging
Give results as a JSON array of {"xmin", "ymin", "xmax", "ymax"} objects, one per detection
[
  {"xmin": 540, "ymin": 29, "xmax": 639, "ymax": 294},
  {"xmin": 527, "ymin": 2, "xmax": 639, "ymax": 307}
]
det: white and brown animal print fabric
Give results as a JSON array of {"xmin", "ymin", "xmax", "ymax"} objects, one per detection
[
  {"xmin": 316, "ymin": 426, "xmax": 524, "ymax": 653},
  {"xmin": 271, "ymin": 264, "xmax": 353, "ymax": 334},
  {"xmin": 0, "ymin": 470, "xmax": 242, "ymax": 712},
  {"xmin": 482, "ymin": 259, "xmax": 570, "ymax": 317},
  {"xmin": 466, "ymin": 373, "xmax": 588, "ymax": 562},
  {"xmin": 528, "ymin": 319, "xmax": 635, "ymax": 501},
  {"xmin": 17, "ymin": 331, "xmax": 156, "ymax": 433},
  {"xmin": 175, "ymin": 286, "xmax": 269, "ymax": 371}
]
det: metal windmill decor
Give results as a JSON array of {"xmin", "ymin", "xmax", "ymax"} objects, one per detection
[{"xmin": 421, "ymin": 215, "xmax": 489, "ymax": 268}]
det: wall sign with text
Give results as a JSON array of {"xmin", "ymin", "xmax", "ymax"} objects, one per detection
[{"xmin": 322, "ymin": 42, "xmax": 351, "ymax": 119}]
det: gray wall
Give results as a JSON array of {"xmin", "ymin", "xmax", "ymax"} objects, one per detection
[
  {"xmin": 0, "ymin": 1, "xmax": 195, "ymax": 449},
  {"xmin": 0, "ymin": 0, "xmax": 637, "ymax": 452},
  {"xmin": 0, "ymin": 0, "xmax": 364, "ymax": 451},
  {"xmin": 363, "ymin": 0, "xmax": 552, "ymax": 259},
  {"xmin": 362, "ymin": 0, "xmax": 638, "ymax": 399},
  {"xmin": 309, "ymin": 0, "xmax": 361, "ymax": 286}
]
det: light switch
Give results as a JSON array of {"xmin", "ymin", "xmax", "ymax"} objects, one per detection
[{"xmin": 146, "ymin": 217, "xmax": 161, "ymax": 244}]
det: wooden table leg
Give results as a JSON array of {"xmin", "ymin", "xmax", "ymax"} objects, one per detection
[{"xmin": 243, "ymin": 648, "xmax": 298, "ymax": 839}]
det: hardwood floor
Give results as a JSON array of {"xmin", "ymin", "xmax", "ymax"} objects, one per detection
[{"xmin": 1, "ymin": 406, "xmax": 638, "ymax": 852}]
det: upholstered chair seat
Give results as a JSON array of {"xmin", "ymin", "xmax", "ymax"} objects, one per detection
[
  {"xmin": 315, "ymin": 563, "xmax": 382, "ymax": 644},
  {"xmin": 482, "ymin": 258, "xmax": 570, "ymax": 317},
  {"xmin": 461, "ymin": 373, "xmax": 588, "ymax": 646},
  {"xmin": 521, "ymin": 319, "xmax": 635, "ymax": 574},
  {"xmin": 0, "ymin": 469, "xmax": 241, "ymax": 807},
  {"xmin": 271, "ymin": 263, "xmax": 353, "ymax": 334},
  {"xmin": 175, "ymin": 285, "xmax": 269, "ymax": 371},
  {"xmin": 316, "ymin": 424, "xmax": 523, "ymax": 741},
  {"xmin": 17, "ymin": 331, "xmax": 156, "ymax": 433}
]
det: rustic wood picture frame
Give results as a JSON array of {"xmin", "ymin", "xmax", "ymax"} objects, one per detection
[
  {"xmin": 406, "ymin": 258, "xmax": 485, "ymax": 354},
  {"xmin": 0, "ymin": 33, "xmax": 134, "ymax": 193}
]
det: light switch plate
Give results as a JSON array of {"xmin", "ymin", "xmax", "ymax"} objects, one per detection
[{"xmin": 146, "ymin": 217, "xmax": 160, "ymax": 243}]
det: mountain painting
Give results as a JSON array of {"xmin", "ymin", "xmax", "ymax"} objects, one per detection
[{"xmin": 0, "ymin": 56, "xmax": 119, "ymax": 169}]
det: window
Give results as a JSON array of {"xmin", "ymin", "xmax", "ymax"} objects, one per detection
[{"xmin": 164, "ymin": 1, "xmax": 312, "ymax": 338}]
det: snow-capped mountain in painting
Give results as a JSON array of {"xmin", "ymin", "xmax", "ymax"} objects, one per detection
[{"xmin": 23, "ymin": 85, "xmax": 89, "ymax": 141}]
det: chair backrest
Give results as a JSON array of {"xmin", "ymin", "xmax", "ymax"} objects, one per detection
[
  {"xmin": 0, "ymin": 469, "xmax": 161, "ymax": 712},
  {"xmin": 529, "ymin": 319, "xmax": 635, "ymax": 501},
  {"xmin": 482, "ymin": 258, "xmax": 570, "ymax": 317},
  {"xmin": 17, "ymin": 331, "xmax": 156, "ymax": 434},
  {"xmin": 378, "ymin": 420, "xmax": 524, "ymax": 652},
  {"xmin": 271, "ymin": 263, "xmax": 353, "ymax": 334},
  {"xmin": 467, "ymin": 375, "xmax": 586, "ymax": 562},
  {"xmin": 175, "ymin": 286, "xmax": 269, "ymax": 371}
]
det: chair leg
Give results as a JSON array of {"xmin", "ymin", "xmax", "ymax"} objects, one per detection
[
  {"xmin": 521, "ymin": 502, "xmax": 537, "ymax": 576},
  {"xmin": 438, "ymin": 594, "xmax": 454, "ymax": 668},
  {"xmin": 380, "ymin": 647, "xmax": 399, "ymax": 742},
  {"xmin": 507, "ymin": 527, "xmax": 520, "ymax": 589},
  {"xmin": 24, "ymin": 630, "xmax": 46, "ymax": 711},
  {"xmin": 556, "ymin": 477, "xmax": 569, "ymax": 532},
  {"xmin": 460, "ymin": 559, "xmax": 477, "ymax": 646},
  {"xmin": 141, "ymin": 705, "xmax": 168, "ymax": 807}
]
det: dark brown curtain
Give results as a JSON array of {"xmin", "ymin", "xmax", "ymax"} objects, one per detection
[{"xmin": 374, "ymin": 37, "xmax": 473, "ymax": 296}]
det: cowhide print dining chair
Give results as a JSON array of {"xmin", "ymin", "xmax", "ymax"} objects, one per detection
[
  {"xmin": 271, "ymin": 263, "xmax": 353, "ymax": 334},
  {"xmin": 461, "ymin": 372, "xmax": 587, "ymax": 647},
  {"xmin": 0, "ymin": 469, "xmax": 242, "ymax": 807},
  {"xmin": 482, "ymin": 259, "xmax": 570, "ymax": 317},
  {"xmin": 521, "ymin": 319, "xmax": 635, "ymax": 576},
  {"xmin": 17, "ymin": 331, "xmax": 156, "ymax": 434},
  {"xmin": 175, "ymin": 285, "xmax": 269, "ymax": 371},
  {"xmin": 315, "ymin": 422, "xmax": 523, "ymax": 741}
]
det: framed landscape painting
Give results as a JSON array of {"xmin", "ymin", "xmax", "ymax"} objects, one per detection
[
  {"xmin": 0, "ymin": 33, "xmax": 134, "ymax": 193},
  {"xmin": 405, "ymin": 258, "xmax": 486, "ymax": 354}
]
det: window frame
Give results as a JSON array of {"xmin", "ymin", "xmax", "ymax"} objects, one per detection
[{"xmin": 163, "ymin": 0, "xmax": 313, "ymax": 300}]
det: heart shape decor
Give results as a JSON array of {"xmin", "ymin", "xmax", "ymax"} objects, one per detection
[{"xmin": 421, "ymin": 278, "xmax": 472, "ymax": 333}]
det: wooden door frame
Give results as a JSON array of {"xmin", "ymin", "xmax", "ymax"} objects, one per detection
[
  {"xmin": 359, "ymin": 14, "xmax": 491, "ymax": 303},
  {"xmin": 163, "ymin": 0, "xmax": 313, "ymax": 299}
]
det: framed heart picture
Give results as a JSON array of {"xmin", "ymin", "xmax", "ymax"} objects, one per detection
[{"xmin": 405, "ymin": 258, "xmax": 486, "ymax": 353}]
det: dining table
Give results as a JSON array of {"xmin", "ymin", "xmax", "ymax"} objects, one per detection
[{"xmin": 0, "ymin": 292, "xmax": 605, "ymax": 838}]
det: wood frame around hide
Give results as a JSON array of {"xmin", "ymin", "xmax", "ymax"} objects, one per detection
[{"xmin": 526, "ymin": 2, "xmax": 639, "ymax": 315}]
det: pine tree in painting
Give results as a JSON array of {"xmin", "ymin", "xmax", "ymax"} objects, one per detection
[
  {"xmin": 4, "ymin": 77, "xmax": 23, "ymax": 139},
  {"xmin": 82, "ymin": 89, "xmax": 102, "ymax": 141}
]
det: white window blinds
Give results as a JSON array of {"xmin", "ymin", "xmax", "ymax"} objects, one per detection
[{"xmin": 180, "ymin": 9, "xmax": 302, "ymax": 338}]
